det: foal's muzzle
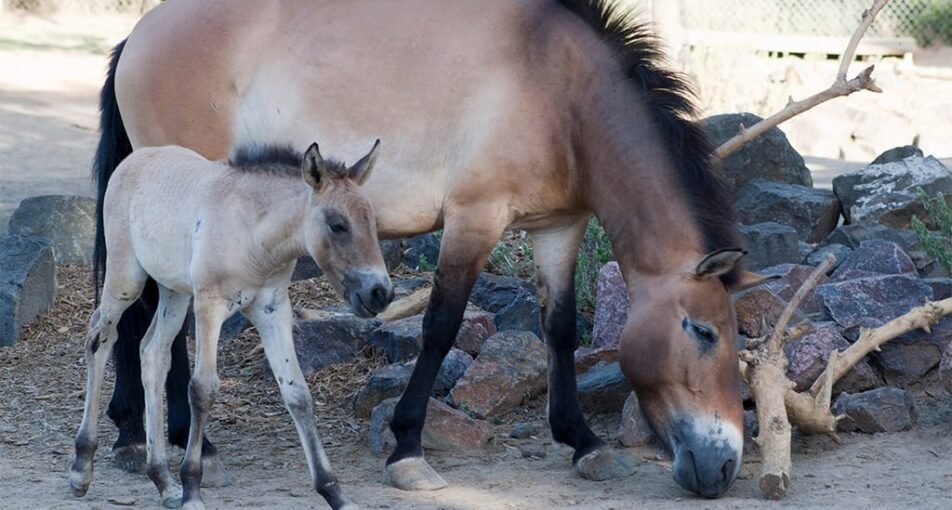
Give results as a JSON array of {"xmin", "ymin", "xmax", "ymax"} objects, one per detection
[
  {"xmin": 668, "ymin": 415, "xmax": 742, "ymax": 498},
  {"xmin": 345, "ymin": 269, "xmax": 394, "ymax": 318}
]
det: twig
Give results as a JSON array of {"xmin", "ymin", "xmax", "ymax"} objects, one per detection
[
  {"xmin": 765, "ymin": 256, "xmax": 835, "ymax": 352},
  {"xmin": 713, "ymin": 0, "xmax": 889, "ymax": 160}
]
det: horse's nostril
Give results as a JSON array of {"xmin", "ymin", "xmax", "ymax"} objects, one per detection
[{"xmin": 720, "ymin": 458, "xmax": 735, "ymax": 484}]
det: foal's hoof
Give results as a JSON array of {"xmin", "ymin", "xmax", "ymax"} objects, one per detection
[
  {"xmin": 575, "ymin": 448, "xmax": 636, "ymax": 481},
  {"xmin": 113, "ymin": 443, "xmax": 147, "ymax": 474},
  {"xmin": 200, "ymin": 454, "xmax": 233, "ymax": 488},
  {"xmin": 386, "ymin": 457, "xmax": 447, "ymax": 491}
]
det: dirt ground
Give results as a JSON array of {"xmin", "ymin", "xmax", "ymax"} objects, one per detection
[{"xmin": 2, "ymin": 11, "xmax": 952, "ymax": 510}]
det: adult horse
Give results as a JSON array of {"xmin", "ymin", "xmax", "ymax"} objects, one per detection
[{"xmin": 95, "ymin": 0, "xmax": 755, "ymax": 498}]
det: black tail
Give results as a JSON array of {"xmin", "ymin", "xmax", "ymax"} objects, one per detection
[{"xmin": 92, "ymin": 39, "xmax": 132, "ymax": 303}]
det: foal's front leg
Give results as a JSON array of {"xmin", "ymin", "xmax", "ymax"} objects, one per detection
[{"xmin": 245, "ymin": 287, "xmax": 356, "ymax": 510}]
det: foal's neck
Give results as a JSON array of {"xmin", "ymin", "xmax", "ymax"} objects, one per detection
[{"xmin": 244, "ymin": 178, "xmax": 311, "ymax": 274}]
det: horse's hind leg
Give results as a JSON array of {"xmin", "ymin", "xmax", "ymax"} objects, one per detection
[
  {"xmin": 70, "ymin": 269, "xmax": 147, "ymax": 497},
  {"xmin": 246, "ymin": 286, "xmax": 356, "ymax": 510},
  {"xmin": 530, "ymin": 219, "xmax": 635, "ymax": 481},
  {"xmin": 141, "ymin": 285, "xmax": 190, "ymax": 508}
]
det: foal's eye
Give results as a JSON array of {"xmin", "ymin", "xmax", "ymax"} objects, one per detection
[{"xmin": 328, "ymin": 221, "xmax": 349, "ymax": 234}]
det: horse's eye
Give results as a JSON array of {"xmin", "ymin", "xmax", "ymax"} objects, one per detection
[
  {"xmin": 683, "ymin": 318, "xmax": 718, "ymax": 346},
  {"xmin": 328, "ymin": 221, "xmax": 349, "ymax": 234}
]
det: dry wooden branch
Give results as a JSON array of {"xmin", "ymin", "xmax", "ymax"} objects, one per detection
[
  {"xmin": 377, "ymin": 286, "xmax": 432, "ymax": 322},
  {"xmin": 713, "ymin": 0, "xmax": 889, "ymax": 160}
]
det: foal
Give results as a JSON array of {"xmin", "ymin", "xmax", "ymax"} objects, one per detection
[{"xmin": 70, "ymin": 141, "xmax": 391, "ymax": 510}]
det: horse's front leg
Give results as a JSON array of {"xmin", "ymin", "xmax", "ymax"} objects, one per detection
[
  {"xmin": 530, "ymin": 220, "xmax": 636, "ymax": 481},
  {"xmin": 387, "ymin": 204, "xmax": 509, "ymax": 491},
  {"xmin": 245, "ymin": 287, "xmax": 356, "ymax": 510},
  {"xmin": 179, "ymin": 294, "xmax": 228, "ymax": 510}
]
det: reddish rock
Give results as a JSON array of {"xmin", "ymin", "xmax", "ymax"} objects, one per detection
[
  {"xmin": 455, "ymin": 310, "xmax": 497, "ymax": 354},
  {"xmin": 817, "ymin": 275, "xmax": 933, "ymax": 330},
  {"xmin": 761, "ymin": 263, "xmax": 828, "ymax": 315},
  {"xmin": 833, "ymin": 387, "xmax": 917, "ymax": 433},
  {"xmin": 368, "ymin": 397, "xmax": 494, "ymax": 454},
  {"xmin": 830, "ymin": 240, "xmax": 917, "ymax": 280},
  {"xmin": 592, "ymin": 262, "xmax": 630, "ymax": 348},
  {"xmin": 449, "ymin": 331, "xmax": 548, "ymax": 418},
  {"xmin": 617, "ymin": 392, "xmax": 654, "ymax": 447},
  {"xmin": 784, "ymin": 322, "xmax": 880, "ymax": 394},
  {"xmin": 873, "ymin": 318, "xmax": 952, "ymax": 387},
  {"xmin": 733, "ymin": 287, "xmax": 804, "ymax": 338},
  {"xmin": 575, "ymin": 346, "xmax": 619, "ymax": 375}
]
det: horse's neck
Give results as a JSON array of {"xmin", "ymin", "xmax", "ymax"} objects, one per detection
[{"xmin": 242, "ymin": 178, "xmax": 310, "ymax": 272}]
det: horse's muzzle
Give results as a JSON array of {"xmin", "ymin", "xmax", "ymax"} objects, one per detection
[{"xmin": 669, "ymin": 416, "xmax": 742, "ymax": 498}]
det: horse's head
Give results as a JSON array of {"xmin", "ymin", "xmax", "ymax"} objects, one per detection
[
  {"xmin": 619, "ymin": 248, "xmax": 762, "ymax": 498},
  {"xmin": 300, "ymin": 140, "xmax": 393, "ymax": 317}
]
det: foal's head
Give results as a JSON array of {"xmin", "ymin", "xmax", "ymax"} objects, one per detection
[
  {"xmin": 300, "ymin": 140, "xmax": 393, "ymax": 318},
  {"xmin": 619, "ymin": 249, "xmax": 758, "ymax": 498}
]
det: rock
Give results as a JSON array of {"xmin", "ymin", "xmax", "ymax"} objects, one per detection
[
  {"xmin": 509, "ymin": 422, "xmax": 542, "ymax": 439},
  {"xmin": 353, "ymin": 364, "xmax": 412, "ymax": 419},
  {"xmin": 7, "ymin": 195, "xmax": 95, "ymax": 265},
  {"xmin": 738, "ymin": 222, "xmax": 801, "ymax": 270},
  {"xmin": 449, "ymin": 331, "xmax": 547, "ymax": 418},
  {"xmin": 832, "ymin": 156, "xmax": 952, "ymax": 227},
  {"xmin": 292, "ymin": 316, "xmax": 380, "ymax": 375},
  {"xmin": 616, "ymin": 392, "xmax": 654, "ymax": 447},
  {"xmin": 871, "ymin": 145, "xmax": 923, "ymax": 166},
  {"xmin": 469, "ymin": 273, "xmax": 541, "ymax": 337},
  {"xmin": 743, "ymin": 410, "xmax": 758, "ymax": 450},
  {"xmin": 592, "ymin": 262, "xmax": 629, "ymax": 348},
  {"xmin": 909, "ymin": 250, "xmax": 947, "ymax": 279},
  {"xmin": 734, "ymin": 180, "xmax": 840, "ymax": 243},
  {"xmin": 402, "ymin": 233, "xmax": 440, "ymax": 270},
  {"xmin": 368, "ymin": 397, "xmax": 494, "ymax": 454},
  {"xmin": 760, "ymin": 264, "xmax": 828, "ymax": 316},
  {"xmin": 941, "ymin": 344, "xmax": 952, "ymax": 393},
  {"xmin": 369, "ymin": 310, "xmax": 496, "ymax": 362},
  {"xmin": 575, "ymin": 346, "xmax": 619, "ymax": 375},
  {"xmin": 733, "ymin": 287, "xmax": 804, "ymax": 337},
  {"xmin": 518, "ymin": 444, "xmax": 546, "ymax": 459},
  {"xmin": 701, "ymin": 113, "xmax": 812, "ymax": 190},
  {"xmin": 291, "ymin": 256, "xmax": 323, "ymax": 281},
  {"xmin": 872, "ymin": 319, "xmax": 952, "ymax": 387},
  {"xmin": 380, "ymin": 240, "xmax": 403, "ymax": 272},
  {"xmin": 829, "ymin": 240, "xmax": 916, "ymax": 280},
  {"xmin": 833, "ymin": 387, "xmax": 917, "ymax": 433},
  {"xmin": 0, "ymin": 235, "xmax": 56, "ymax": 346},
  {"xmin": 923, "ymin": 277, "xmax": 952, "ymax": 300},
  {"xmin": 392, "ymin": 277, "xmax": 429, "ymax": 298},
  {"xmin": 577, "ymin": 361, "xmax": 632, "ymax": 414},
  {"xmin": 820, "ymin": 223, "xmax": 920, "ymax": 252},
  {"xmin": 798, "ymin": 241, "xmax": 814, "ymax": 261},
  {"xmin": 433, "ymin": 348, "xmax": 474, "ymax": 394},
  {"xmin": 804, "ymin": 243, "xmax": 852, "ymax": 272},
  {"xmin": 817, "ymin": 274, "xmax": 932, "ymax": 330},
  {"xmin": 784, "ymin": 322, "xmax": 879, "ymax": 394}
]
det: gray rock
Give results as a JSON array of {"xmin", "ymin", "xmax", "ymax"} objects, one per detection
[
  {"xmin": 784, "ymin": 322, "xmax": 880, "ymax": 394},
  {"xmin": 871, "ymin": 145, "xmax": 923, "ymax": 166},
  {"xmin": 433, "ymin": 348, "xmax": 474, "ymax": 394},
  {"xmin": 617, "ymin": 392, "xmax": 654, "ymax": 447},
  {"xmin": 760, "ymin": 263, "xmax": 828, "ymax": 316},
  {"xmin": 450, "ymin": 331, "xmax": 547, "ymax": 418},
  {"xmin": 291, "ymin": 256, "xmax": 323, "ymax": 281},
  {"xmin": 469, "ymin": 273, "xmax": 541, "ymax": 337},
  {"xmin": 830, "ymin": 240, "xmax": 917, "ymax": 281},
  {"xmin": 519, "ymin": 444, "xmax": 546, "ymax": 459},
  {"xmin": 739, "ymin": 222, "xmax": 801, "ymax": 270},
  {"xmin": 735, "ymin": 180, "xmax": 840, "ymax": 243},
  {"xmin": 832, "ymin": 156, "xmax": 952, "ymax": 227},
  {"xmin": 833, "ymin": 387, "xmax": 917, "ymax": 433},
  {"xmin": 369, "ymin": 315, "xmax": 423, "ymax": 363},
  {"xmin": 353, "ymin": 364, "xmax": 412, "ymax": 419},
  {"xmin": 392, "ymin": 277, "xmax": 429, "ymax": 298},
  {"xmin": 0, "ymin": 235, "xmax": 57, "ymax": 346},
  {"xmin": 817, "ymin": 274, "xmax": 933, "ymax": 330},
  {"xmin": 804, "ymin": 243, "xmax": 852, "ymax": 272},
  {"xmin": 743, "ymin": 410, "xmax": 759, "ymax": 450},
  {"xmin": 820, "ymin": 223, "xmax": 920, "ymax": 251},
  {"xmin": 702, "ymin": 113, "xmax": 812, "ymax": 190},
  {"xmin": 292, "ymin": 316, "xmax": 380, "ymax": 375},
  {"xmin": 923, "ymin": 277, "xmax": 952, "ymax": 300},
  {"xmin": 368, "ymin": 397, "xmax": 494, "ymax": 454},
  {"xmin": 872, "ymin": 318, "xmax": 952, "ymax": 387},
  {"xmin": 7, "ymin": 195, "xmax": 95, "ymax": 265},
  {"xmin": 941, "ymin": 343, "xmax": 952, "ymax": 393},
  {"xmin": 592, "ymin": 262, "xmax": 629, "ymax": 348},
  {"xmin": 577, "ymin": 361, "xmax": 632, "ymax": 414},
  {"xmin": 402, "ymin": 233, "xmax": 440, "ymax": 270},
  {"xmin": 509, "ymin": 422, "xmax": 542, "ymax": 439},
  {"xmin": 380, "ymin": 239, "xmax": 403, "ymax": 272}
]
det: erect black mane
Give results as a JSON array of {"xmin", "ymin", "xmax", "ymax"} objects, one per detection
[
  {"xmin": 556, "ymin": 0, "xmax": 741, "ymax": 284},
  {"xmin": 228, "ymin": 144, "xmax": 346, "ymax": 177}
]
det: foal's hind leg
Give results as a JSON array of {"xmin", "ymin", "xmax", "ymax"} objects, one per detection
[
  {"xmin": 141, "ymin": 285, "xmax": 191, "ymax": 508},
  {"xmin": 245, "ymin": 286, "xmax": 356, "ymax": 510},
  {"xmin": 70, "ymin": 273, "xmax": 147, "ymax": 496},
  {"xmin": 530, "ymin": 219, "xmax": 635, "ymax": 481}
]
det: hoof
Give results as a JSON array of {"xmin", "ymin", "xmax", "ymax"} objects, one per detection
[
  {"xmin": 180, "ymin": 499, "xmax": 204, "ymax": 510},
  {"xmin": 68, "ymin": 471, "xmax": 90, "ymax": 497},
  {"xmin": 386, "ymin": 457, "xmax": 447, "ymax": 491},
  {"xmin": 200, "ymin": 454, "xmax": 233, "ymax": 488},
  {"xmin": 113, "ymin": 443, "xmax": 147, "ymax": 474},
  {"xmin": 337, "ymin": 503, "xmax": 360, "ymax": 510},
  {"xmin": 575, "ymin": 448, "xmax": 636, "ymax": 481},
  {"xmin": 162, "ymin": 495, "xmax": 183, "ymax": 509}
]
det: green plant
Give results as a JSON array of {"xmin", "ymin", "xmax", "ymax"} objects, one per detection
[
  {"xmin": 913, "ymin": 0, "xmax": 952, "ymax": 46},
  {"xmin": 574, "ymin": 217, "xmax": 614, "ymax": 316},
  {"xmin": 911, "ymin": 188, "xmax": 952, "ymax": 274},
  {"xmin": 487, "ymin": 232, "xmax": 534, "ymax": 278}
]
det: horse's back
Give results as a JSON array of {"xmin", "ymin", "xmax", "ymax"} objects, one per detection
[{"xmin": 117, "ymin": 0, "xmax": 586, "ymax": 236}]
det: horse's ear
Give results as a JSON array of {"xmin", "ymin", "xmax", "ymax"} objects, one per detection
[
  {"xmin": 347, "ymin": 139, "xmax": 380, "ymax": 185},
  {"xmin": 730, "ymin": 270, "xmax": 781, "ymax": 294},
  {"xmin": 302, "ymin": 142, "xmax": 325, "ymax": 189},
  {"xmin": 694, "ymin": 248, "xmax": 746, "ymax": 279}
]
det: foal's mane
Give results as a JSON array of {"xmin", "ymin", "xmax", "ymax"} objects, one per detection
[
  {"xmin": 556, "ymin": 0, "xmax": 741, "ymax": 283},
  {"xmin": 229, "ymin": 144, "xmax": 347, "ymax": 178}
]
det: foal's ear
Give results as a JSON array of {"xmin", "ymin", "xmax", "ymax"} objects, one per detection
[
  {"xmin": 347, "ymin": 139, "xmax": 380, "ymax": 186},
  {"xmin": 302, "ymin": 142, "xmax": 326, "ymax": 189},
  {"xmin": 693, "ymin": 248, "xmax": 746, "ymax": 279}
]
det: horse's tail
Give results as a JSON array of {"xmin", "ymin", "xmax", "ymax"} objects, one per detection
[{"xmin": 92, "ymin": 39, "xmax": 132, "ymax": 303}]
